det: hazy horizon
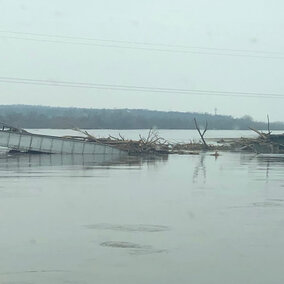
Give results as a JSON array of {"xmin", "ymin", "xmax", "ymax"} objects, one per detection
[
  {"xmin": 0, "ymin": 103, "xmax": 282, "ymax": 123},
  {"xmin": 1, "ymin": 1, "xmax": 284, "ymax": 121},
  {"xmin": 2, "ymin": 3, "xmax": 284, "ymax": 283}
]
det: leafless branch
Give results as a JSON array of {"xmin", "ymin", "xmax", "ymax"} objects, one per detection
[
  {"xmin": 194, "ymin": 118, "xmax": 209, "ymax": 148},
  {"xmin": 267, "ymin": 114, "xmax": 271, "ymax": 135}
]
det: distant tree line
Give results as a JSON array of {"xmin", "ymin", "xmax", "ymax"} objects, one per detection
[{"xmin": 0, "ymin": 105, "xmax": 283, "ymax": 130}]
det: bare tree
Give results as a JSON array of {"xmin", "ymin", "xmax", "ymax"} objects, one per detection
[{"xmin": 194, "ymin": 118, "xmax": 209, "ymax": 149}]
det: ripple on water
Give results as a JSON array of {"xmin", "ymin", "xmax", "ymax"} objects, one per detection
[
  {"xmin": 229, "ymin": 200, "xmax": 284, "ymax": 209},
  {"xmin": 85, "ymin": 223, "xmax": 170, "ymax": 232},
  {"xmin": 100, "ymin": 241, "xmax": 150, "ymax": 249},
  {"xmin": 99, "ymin": 241, "xmax": 167, "ymax": 255},
  {"xmin": 252, "ymin": 201, "xmax": 284, "ymax": 207},
  {"xmin": 128, "ymin": 249, "xmax": 168, "ymax": 255},
  {"xmin": 1, "ymin": 282, "xmax": 32, "ymax": 284}
]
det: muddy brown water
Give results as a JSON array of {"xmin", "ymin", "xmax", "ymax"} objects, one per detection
[{"xmin": 1, "ymin": 133, "xmax": 284, "ymax": 283}]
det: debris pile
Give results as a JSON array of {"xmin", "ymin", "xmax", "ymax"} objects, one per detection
[
  {"xmin": 2, "ymin": 117, "xmax": 284, "ymax": 156},
  {"xmin": 65, "ymin": 128, "xmax": 170, "ymax": 155},
  {"xmin": 171, "ymin": 142, "xmax": 229, "ymax": 154},
  {"xmin": 226, "ymin": 128, "xmax": 284, "ymax": 154}
]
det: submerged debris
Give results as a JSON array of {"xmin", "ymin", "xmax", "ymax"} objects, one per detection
[
  {"xmin": 225, "ymin": 131, "xmax": 284, "ymax": 154},
  {"xmin": 1, "ymin": 119, "xmax": 284, "ymax": 155},
  {"xmin": 226, "ymin": 116, "xmax": 284, "ymax": 154},
  {"xmin": 66, "ymin": 128, "xmax": 231, "ymax": 155},
  {"xmin": 65, "ymin": 128, "xmax": 171, "ymax": 155}
]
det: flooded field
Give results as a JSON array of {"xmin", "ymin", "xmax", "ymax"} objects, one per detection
[{"xmin": 1, "ymin": 131, "xmax": 284, "ymax": 283}]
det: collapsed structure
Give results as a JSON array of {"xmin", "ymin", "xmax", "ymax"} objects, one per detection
[{"xmin": 0, "ymin": 121, "xmax": 283, "ymax": 155}]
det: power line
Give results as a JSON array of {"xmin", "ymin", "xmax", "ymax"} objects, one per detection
[
  {"xmin": 0, "ymin": 76, "xmax": 283, "ymax": 96},
  {"xmin": 0, "ymin": 76, "xmax": 283, "ymax": 99},
  {"xmin": 1, "ymin": 35, "xmax": 284, "ymax": 60},
  {"xmin": 1, "ymin": 30, "xmax": 283, "ymax": 56}
]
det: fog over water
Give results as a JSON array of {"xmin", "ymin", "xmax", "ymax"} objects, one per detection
[
  {"xmin": 1, "ymin": 1, "xmax": 284, "ymax": 282},
  {"xmin": 0, "ymin": 130, "xmax": 284, "ymax": 284},
  {"xmin": 1, "ymin": 0, "xmax": 284, "ymax": 120}
]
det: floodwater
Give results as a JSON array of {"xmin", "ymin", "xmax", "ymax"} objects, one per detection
[{"xmin": 1, "ymin": 130, "xmax": 284, "ymax": 284}]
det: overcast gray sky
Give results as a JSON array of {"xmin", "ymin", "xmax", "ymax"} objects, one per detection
[{"xmin": 0, "ymin": 0, "xmax": 284, "ymax": 121}]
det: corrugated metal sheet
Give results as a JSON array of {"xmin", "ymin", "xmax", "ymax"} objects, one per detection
[{"xmin": 0, "ymin": 131, "xmax": 127, "ymax": 155}]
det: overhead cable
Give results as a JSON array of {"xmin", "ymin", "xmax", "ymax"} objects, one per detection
[{"xmin": 0, "ymin": 76, "xmax": 283, "ymax": 99}]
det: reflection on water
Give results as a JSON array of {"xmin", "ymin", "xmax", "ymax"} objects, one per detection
[
  {"xmin": 0, "ymin": 152, "xmax": 169, "ymax": 171},
  {"xmin": 100, "ymin": 241, "xmax": 151, "ymax": 249},
  {"xmin": 0, "ymin": 269, "xmax": 68, "ymax": 275},
  {"xmin": 1, "ymin": 152, "xmax": 284, "ymax": 284},
  {"xmin": 252, "ymin": 201, "xmax": 284, "ymax": 207},
  {"xmin": 256, "ymin": 155, "xmax": 284, "ymax": 181},
  {"xmin": 85, "ymin": 223, "xmax": 170, "ymax": 232},
  {"xmin": 193, "ymin": 154, "xmax": 207, "ymax": 184},
  {"xmin": 100, "ymin": 241, "xmax": 167, "ymax": 255},
  {"xmin": 256, "ymin": 154, "xmax": 284, "ymax": 164}
]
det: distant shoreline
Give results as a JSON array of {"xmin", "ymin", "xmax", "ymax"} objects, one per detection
[{"xmin": 0, "ymin": 105, "xmax": 283, "ymax": 130}]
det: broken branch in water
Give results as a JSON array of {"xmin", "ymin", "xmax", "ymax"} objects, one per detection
[
  {"xmin": 71, "ymin": 128, "xmax": 170, "ymax": 154},
  {"xmin": 69, "ymin": 124, "xmax": 284, "ymax": 155},
  {"xmin": 267, "ymin": 114, "xmax": 271, "ymax": 135},
  {"xmin": 194, "ymin": 118, "xmax": 209, "ymax": 149},
  {"xmin": 248, "ymin": 127, "xmax": 268, "ymax": 139}
]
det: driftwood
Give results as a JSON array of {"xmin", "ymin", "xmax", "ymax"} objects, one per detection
[
  {"xmin": 225, "ymin": 123, "xmax": 284, "ymax": 154},
  {"xmin": 3, "ymin": 117, "xmax": 284, "ymax": 156},
  {"xmin": 69, "ymin": 128, "xmax": 170, "ymax": 155},
  {"xmin": 267, "ymin": 114, "xmax": 271, "ymax": 135},
  {"xmin": 67, "ymin": 118, "xmax": 284, "ymax": 155},
  {"xmin": 248, "ymin": 127, "xmax": 268, "ymax": 139},
  {"xmin": 194, "ymin": 118, "xmax": 209, "ymax": 149},
  {"xmin": 68, "ymin": 127, "xmax": 230, "ymax": 155}
]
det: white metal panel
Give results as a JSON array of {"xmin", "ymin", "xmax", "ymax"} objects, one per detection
[
  {"xmin": 8, "ymin": 133, "xmax": 21, "ymax": 148},
  {"xmin": 30, "ymin": 136, "xmax": 43, "ymax": 151},
  {"xmin": 0, "ymin": 131, "xmax": 127, "ymax": 155},
  {"xmin": 61, "ymin": 140, "xmax": 73, "ymax": 153},
  {"xmin": 83, "ymin": 143, "xmax": 95, "ymax": 154},
  {"xmin": 96, "ymin": 144, "xmax": 107, "ymax": 154},
  {"xmin": 52, "ymin": 139, "xmax": 64, "ymax": 153},
  {"xmin": 19, "ymin": 135, "xmax": 32, "ymax": 151},
  {"xmin": 0, "ymin": 132, "xmax": 9, "ymax": 146},
  {"xmin": 73, "ymin": 141, "xmax": 84, "ymax": 153},
  {"xmin": 41, "ymin": 137, "xmax": 53, "ymax": 152},
  {"xmin": 111, "ymin": 147, "xmax": 122, "ymax": 155}
]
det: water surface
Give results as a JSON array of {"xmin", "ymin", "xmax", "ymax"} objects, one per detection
[{"xmin": 0, "ymin": 147, "xmax": 284, "ymax": 283}]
